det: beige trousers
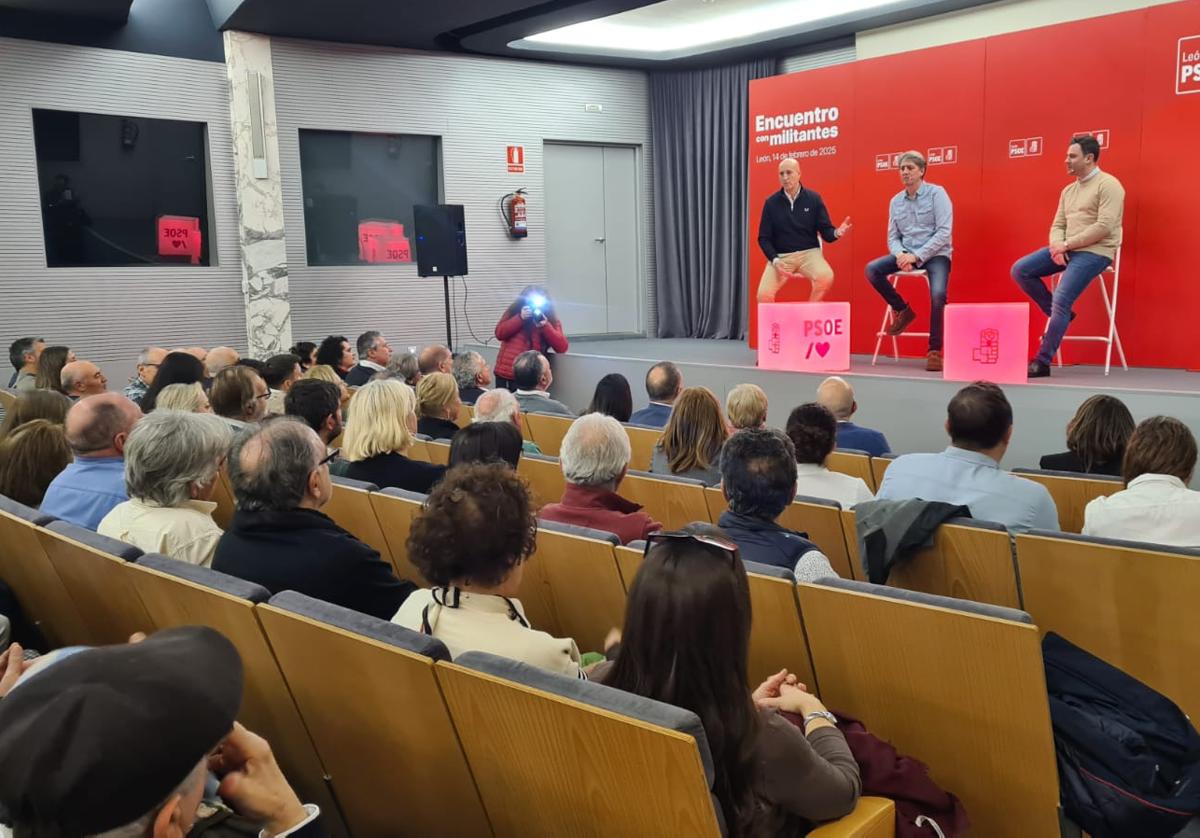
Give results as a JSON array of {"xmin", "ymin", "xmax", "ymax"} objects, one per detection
[{"xmin": 757, "ymin": 248, "xmax": 835, "ymax": 303}]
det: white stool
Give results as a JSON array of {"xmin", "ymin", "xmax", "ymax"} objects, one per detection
[
  {"xmin": 1040, "ymin": 247, "xmax": 1128, "ymax": 376},
  {"xmin": 871, "ymin": 270, "xmax": 930, "ymax": 364}
]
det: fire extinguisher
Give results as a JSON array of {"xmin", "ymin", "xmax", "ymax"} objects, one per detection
[{"xmin": 500, "ymin": 189, "xmax": 528, "ymax": 239}]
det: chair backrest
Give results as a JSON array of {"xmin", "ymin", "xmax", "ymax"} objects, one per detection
[
  {"xmin": 1016, "ymin": 529, "xmax": 1200, "ymax": 721},
  {"xmin": 425, "ymin": 440, "xmax": 451, "ymax": 466},
  {"xmin": 517, "ymin": 452, "xmax": 567, "ymax": 507},
  {"xmin": 368, "ymin": 488, "xmax": 429, "ymax": 585},
  {"xmin": 524, "ymin": 411, "xmax": 573, "ymax": 457},
  {"xmin": 210, "ymin": 466, "xmax": 236, "ymax": 530},
  {"xmin": 838, "ymin": 509, "xmax": 861, "ymax": 579},
  {"xmin": 883, "ymin": 518, "xmax": 1021, "ymax": 609},
  {"xmin": 405, "ymin": 440, "xmax": 431, "ymax": 463},
  {"xmin": 741, "ymin": 560, "xmax": 819, "ymax": 693},
  {"xmin": 621, "ymin": 470, "xmax": 708, "ymax": 530},
  {"xmin": 827, "ymin": 448, "xmax": 876, "ymax": 492},
  {"xmin": 0, "ymin": 498, "xmax": 87, "ymax": 646},
  {"xmin": 437, "ymin": 651, "xmax": 721, "ymax": 837},
  {"xmin": 257, "ymin": 592, "xmax": 489, "ymax": 837},
  {"xmin": 1011, "ymin": 468, "xmax": 1123, "ymax": 533},
  {"xmin": 869, "ymin": 453, "xmax": 895, "ymax": 494},
  {"xmin": 325, "ymin": 477, "xmax": 392, "ymax": 566},
  {"xmin": 36, "ymin": 521, "xmax": 149, "ymax": 645},
  {"xmin": 0, "ymin": 389, "xmax": 16, "ymax": 413},
  {"xmin": 796, "ymin": 577, "xmax": 1059, "ymax": 837},
  {"xmin": 623, "ymin": 424, "xmax": 662, "ymax": 472},
  {"xmin": 808, "ymin": 798, "xmax": 896, "ymax": 837},
  {"xmin": 533, "ymin": 520, "xmax": 624, "ymax": 652},
  {"xmin": 125, "ymin": 557, "xmax": 347, "ymax": 836},
  {"xmin": 456, "ymin": 402, "xmax": 473, "ymax": 428}
]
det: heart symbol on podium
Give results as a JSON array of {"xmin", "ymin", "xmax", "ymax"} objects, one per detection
[
  {"xmin": 172, "ymin": 240, "xmax": 184, "ymax": 249},
  {"xmin": 815, "ymin": 342, "xmax": 831, "ymax": 358}
]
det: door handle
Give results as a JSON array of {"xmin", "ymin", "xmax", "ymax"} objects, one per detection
[{"xmin": 594, "ymin": 237, "xmax": 606, "ymax": 243}]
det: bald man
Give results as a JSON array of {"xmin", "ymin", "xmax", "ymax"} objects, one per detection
[
  {"xmin": 629, "ymin": 361, "xmax": 683, "ymax": 428},
  {"xmin": 60, "ymin": 360, "xmax": 108, "ymax": 399},
  {"xmin": 757, "ymin": 157, "xmax": 852, "ymax": 303},
  {"xmin": 40, "ymin": 393, "xmax": 142, "ymax": 529},
  {"xmin": 205, "ymin": 346, "xmax": 240, "ymax": 378},
  {"xmin": 418, "ymin": 344, "xmax": 453, "ymax": 376},
  {"xmin": 815, "ymin": 376, "xmax": 890, "ymax": 457}
]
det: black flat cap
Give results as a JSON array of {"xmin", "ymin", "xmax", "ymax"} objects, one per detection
[{"xmin": 0, "ymin": 626, "xmax": 243, "ymax": 836}]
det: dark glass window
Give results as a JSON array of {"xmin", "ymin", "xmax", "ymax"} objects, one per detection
[
  {"xmin": 298, "ymin": 130, "xmax": 441, "ymax": 266},
  {"xmin": 32, "ymin": 109, "xmax": 213, "ymax": 267}
]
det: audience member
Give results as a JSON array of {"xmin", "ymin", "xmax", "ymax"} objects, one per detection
[
  {"xmin": 717, "ymin": 428, "xmax": 836, "ymax": 580},
  {"xmin": 651, "ymin": 387, "xmax": 728, "ymax": 485},
  {"xmin": 34, "ymin": 345, "xmax": 74, "ymax": 394},
  {"xmin": 302, "ymin": 363, "xmax": 351, "ymax": 407},
  {"xmin": 40, "ymin": 393, "xmax": 141, "ymax": 529},
  {"xmin": 99, "ymin": 411, "xmax": 231, "ymax": 567},
  {"xmin": 214, "ymin": 418, "xmax": 415, "ymax": 617},
  {"xmin": 540, "ymin": 413, "xmax": 661, "ymax": 544},
  {"xmin": 122, "ymin": 346, "xmax": 167, "ymax": 405},
  {"xmin": 453, "ymin": 350, "xmax": 492, "ymax": 404},
  {"xmin": 205, "ymin": 346, "xmax": 241, "ymax": 379},
  {"xmin": 449, "ymin": 422, "xmax": 523, "ymax": 470},
  {"xmin": 60, "ymin": 360, "xmax": 108, "ymax": 399},
  {"xmin": 7, "ymin": 337, "xmax": 44, "ymax": 391},
  {"xmin": 512, "ymin": 350, "xmax": 574, "ymax": 417},
  {"xmin": 315, "ymin": 334, "xmax": 355, "ymax": 380},
  {"xmin": 236, "ymin": 357, "xmax": 266, "ymax": 374},
  {"xmin": 0, "ymin": 389, "xmax": 70, "ymax": 439},
  {"xmin": 629, "ymin": 361, "xmax": 683, "ymax": 428},
  {"xmin": 1040, "ymin": 394, "xmax": 1134, "ymax": 476},
  {"xmin": 285, "ymin": 379, "xmax": 344, "ymax": 451},
  {"xmin": 786, "ymin": 403, "xmax": 874, "ymax": 509},
  {"xmin": 394, "ymin": 463, "xmax": 593, "ymax": 677},
  {"xmin": 595, "ymin": 523, "xmax": 861, "ymax": 831},
  {"xmin": 418, "ymin": 344, "xmax": 453, "ymax": 376},
  {"xmin": 474, "ymin": 387, "xmax": 541, "ymax": 454},
  {"xmin": 182, "ymin": 346, "xmax": 208, "ymax": 362},
  {"xmin": 262, "ymin": 353, "xmax": 302, "ymax": 415},
  {"xmin": 141, "ymin": 351, "xmax": 206, "ymax": 413},
  {"xmin": 493, "ymin": 285, "xmax": 569, "ymax": 390},
  {"xmin": 388, "ymin": 351, "xmax": 422, "ymax": 387},
  {"xmin": 416, "ymin": 372, "xmax": 463, "ymax": 440},
  {"xmin": 155, "ymin": 382, "xmax": 212, "ymax": 413},
  {"xmin": 342, "ymin": 379, "xmax": 446, "ymax": 493},
  {"xmin": 1083, "ymin": 416, "xmax": 1200, "ymax": 546},
  {"xmin": 727, "ymin": 383, "xmax": 769, "ymax": 430},
  {"xmin": 877, "ymin": 381, "xmax": 1058, "ymax": 531},
  {"xmin": 815, "ymin": 376, "xmax": 890, "ymax": 457},
  {"xmin": 210, "ymin": 366, "xmax": 270, "ymax": 430},
  {"xmin": 0, "ymin": 419, "xmax": 72, "ymax": 508},
  {"xmin": 0, "ymin": 626, "xmax": 323, "ymax": 837},
  {"xmin": 345, "ymin": 331, "xmax": 393, "ymax": 387},
  {"xmin": 587, "ymin": 373, "xmax": 633, "ymax": 423},
  {"xmin": 290, "ymin": 340, "xmax": 317, "ymax": 371}
]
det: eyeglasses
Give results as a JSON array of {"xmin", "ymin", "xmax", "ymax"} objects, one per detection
[
  {"xmin": 255, "ymin": 391, "xmax": 271, "ymax": 401},
  {"xmin": 318, "ymin": 448, "xmax": 340, "ymax": 468},
  {"xmin": 644, "ymin": 530, "xmax": 739, "ymax": 561}
]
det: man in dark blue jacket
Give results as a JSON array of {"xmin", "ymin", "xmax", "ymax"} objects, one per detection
[
  {"xmin": 629, "ymin": 361, "xmax": 683, "ymax": 428},
  {"xmin": 816, "ymin": 376, "xmax": 891, "ymax": 458}
]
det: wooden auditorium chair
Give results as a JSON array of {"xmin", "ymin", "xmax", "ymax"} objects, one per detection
[
  {"xmin": 0, "ymin": 496, "xmax": 88, "ymax": 646},
  {"xmin": 369, "ymin": 487, "xmax": 430, "ymax": 586},
  {"xmin": 531, "ymin": 520, "xmax": 626, "ymax": 653},
  {"xmin": 826, "ymin": 448, "xmax": 877, "ymax": 492},
  {"xmin": 623, "ymin": 423, "xmax": 662, "ymax": 472},
  {"xmin": 880, "ymin": 518, "xmax": 1021, "ymax": 609},
  {"xmin": 619, "ymin": 469, "xmax": 708, "ymax": 530},
  {"xmin": 869, "ymin": 453, "xmax": 896, "ymax": 494},
  {"xmin": 324, "ymin": 476, "xmax": 393, "ymax": 567},
  {"xmin": 1010, "ymin": 467, "xmax": 1123, "ymax": 533},
  {"xmin": 516, "ymin": 451, "xmax": 567, "ymax": 507},
  {"xmin": 524, "ymin": 412, "xmax": 573, "ymax": 457}
]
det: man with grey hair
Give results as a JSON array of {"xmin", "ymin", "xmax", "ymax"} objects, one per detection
[
  {"xmin": 453, "ymin": 350, "xmax": 493, "ymax": 404},
  {"xmin": 346, "ymin": 330, "xmax": 393, "ymax": 386},
  {"xmin": 40, "ymin": 393, "xmax": 142, "ymax": 529},
  {"xmin": 864, "ymin": 149, "xmax": 954, "ymax": 371},
  {"xmin": 815, "ymin": 376, "xmax": 890, "ymax": 457},
  {"xmin": 7, "ymin": 336, "xmax": 43, "ymax": 391},
  {"xmin": 539, "ymin": 413, "xmax": 661, "ymax": 544},
  {"xmin": 213, "ymin": 417, "xmax": 415, "ymax": 617},
  {"xmin": 512, "ymin": 350, "xmax": 574, "ymax": 417},
  {"xmin": 99, "ymin": 410, "xmax": 232, "ymax": 566},
  {"xmin": 205, "ymin": 345, "xmax": 241, "ymax": 379},
  {"xmin": 474, "ymin": 387, "xmax": 541, "ymax": 454},
  {"xmin": 123, "ymin": 346, "xmax": 166, "ymax": 405}
]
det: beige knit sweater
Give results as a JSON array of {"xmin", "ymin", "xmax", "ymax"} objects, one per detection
[{"xmin": 1049, "ymin": 169, "xmax": 1125, "ymax": 260}]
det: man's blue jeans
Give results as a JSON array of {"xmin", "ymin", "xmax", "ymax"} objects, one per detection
[
  {"xmin": 864, "ymin": 255, "xmax": 951, "ymax": 351},
  {"xmin": 1011, "ymin": 247, "xmax": 1111, "ymax": 365}
]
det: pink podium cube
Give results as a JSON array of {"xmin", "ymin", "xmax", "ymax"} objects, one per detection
[
  {"xmin": 757, "ymin": 303, "xmax": 851, "ymax": 372},
  {"xmin": 942, "ymin": 303, "xmax": 1029, "ymax": 384}
]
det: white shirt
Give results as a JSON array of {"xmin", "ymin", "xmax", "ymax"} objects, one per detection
[
  {"xmin": 1082, "ymin": 474, "xmax": 1200, "ymax": 547},
  {"xmin": 98, "ymin": 498, "xmax": 223, "ymax": 567},
  {"xmin": 794, "ymin": 463, "xmax": 874, "ymax": 510},
  {"xmin": 360, "ymin": 359, "xmax": 387, "ymax": 372}
]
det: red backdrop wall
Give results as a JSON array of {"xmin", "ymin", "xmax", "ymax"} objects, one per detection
[{"xmin": 747, "ymin": 0, "xmax": 1200, "ymax": 369}]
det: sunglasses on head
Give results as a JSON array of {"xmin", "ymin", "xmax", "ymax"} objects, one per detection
[{"xmin": 644, "ymin": 529, "xmax": 739, "ymax": 561}]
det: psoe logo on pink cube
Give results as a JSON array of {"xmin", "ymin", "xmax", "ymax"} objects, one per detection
[
  {"xmin": 1179, "ymin": 36, "xmax": 1200, "ymax": 95},
  {"xmin": 757, "ymin": 303, "xmax": 851, "ymax": 372},
  {"xmin": 942, "ymin": 303, "xmax": 1029, "ymax": 384}
]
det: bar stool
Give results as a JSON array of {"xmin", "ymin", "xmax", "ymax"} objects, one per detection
[
  {"xmin": 1041, "ymin": 247, "xmax": 1128, "ymax": 375},
  {"xmin": 872, "ymin": 270, "xmax": 930, "ymax": 364}
]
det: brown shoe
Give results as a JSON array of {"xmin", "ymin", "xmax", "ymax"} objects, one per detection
[
  {"xmin": 926, "ymin": 350, "xmax": 944, "ymax": 372},
  {"xmin": 886, "ymin": 306, "xmax": 916, "ymax": 336}
]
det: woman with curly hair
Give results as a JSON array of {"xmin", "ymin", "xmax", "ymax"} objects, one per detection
[
  {"xmin": 786, "ymin": 403, "xmax": 873, "ymax": 509},
  {"xmin": 392, "ymin": 462, "xmax": 589, "ymax": 678}
]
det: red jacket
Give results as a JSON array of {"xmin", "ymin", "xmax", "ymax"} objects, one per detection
[
  {"xmin": 493, "ymin": 313, "xmax": 569, "ymax": 380},
  {"xmin": 539, "ymin": 484, "xmax": 661, "ymax": 546}
]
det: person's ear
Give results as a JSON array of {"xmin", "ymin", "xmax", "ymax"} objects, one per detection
[
  {"xmin": 307, "ymin": 466, "xmax": 323, "ymax": 499},
  {"xmin": 150, "ymin": 796, "xmax": 187, "ymax": 838},
  {"xmin": 616, "ymin": 465, "xmax": 628, "ymax": 488},
  {"xmin": 113, "ymin": 432, "xmax": 129, "ymax": 454},
  {"xmin": 323, "ymin": 413, "xmax": 337, "ymax": 437},
  {"xmin": 850, "ymin": 400, "xmax": 858, "ymax": 416},
  {"xmin": 944, "ymin": 419, "xmax": 951, "ymax": 437},
  {"xmin": 1002, "ymin": 425, "xmax": 1014, "ymax": 446}
]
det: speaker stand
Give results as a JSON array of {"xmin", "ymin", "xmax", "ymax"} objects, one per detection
[{"xmin": 442, "ymin": 275, "xmax": 454, "ymax": 351}]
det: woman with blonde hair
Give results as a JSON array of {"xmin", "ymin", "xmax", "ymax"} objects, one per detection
[
  {"xmin": 0, "ymin": 419, "xmax": 72, "ymax": 507},
  {"xmin": 416, "ymin": 372, "xmax": 462, "ymax": 441},
  {"xmin": 343, "ymin": 379, "xmax": 446, "ymax": 493},
  {"xmin": 726, "ymin": 383, "xmax": 769, "ymax": 431},
  {"xmin": 650, "ymin": 387, "xmax": 729, "ymax": 486},
  {"xmin": 154, "ymin": 382, "xmax": 212, "ymax": 414},
  {"xmin": 303, "ymin": 364, "xmax": 351, "ymax": 406}
]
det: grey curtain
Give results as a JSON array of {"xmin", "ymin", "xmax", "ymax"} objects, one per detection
[{"xmin": 650, "ymin": 57, "xmax": 778, "ymax": 339}]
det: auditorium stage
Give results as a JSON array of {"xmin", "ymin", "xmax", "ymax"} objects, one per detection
[{"xmin": 468, "ymin": 337, "xmax": 1200, "ymax": 479}]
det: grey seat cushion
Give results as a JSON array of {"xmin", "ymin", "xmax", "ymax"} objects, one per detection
[
  {"xmin": 815, "ymin": 576, "xmax": 1033, "ymax": 624},
  {"xmin": 0, "ymin": 494, "xmax": 55, "ymax": 526},
  {"xmin": 46, "ymin": 520, "xmax": 142, "ymax": 562},
  {"xmin": 744, "ymin": 560, "xmax": 795, "ymax": 581},
  {"xmin": 793, "ymin": 493, "xmax": 842, "ymax": 510},
  {"xmin": 268, "ymin": 590, "xmax": 449, "ymax": 661},
  {"xmin": 1023, "ymin": 528, "xmax": 1200, "ymax": 559},
  {"xmin": 522, "ymin": 452, "xmax": 559, "ymax": 464},
  {"xmin": 1012, "ymin": 467, "xmax": 1123, "ymax": 484},
  {"xmin": 944, "ymin": 516, "xmax": 1008, "ymax": 533},
  {"xmin": 537, "ymin": 518, "xmax": 620, "ymax": 545},
  {"xmin": 331, "ymin": 475, "xmax": 379, "ymax": 492},
  {"xmin": 627, "ymin": 469, "xmax": 705, "ymax": 487},
  {"xmin": 378, "ymin": 487, "xmax": 428, "ymax": 503},
  {"xmin": 137, "ymin": 553, "xmax": 271, "ymax": 602},
  {"xmin": 833, "ymin": 447, "xmax": 872, "ymax": 457}
]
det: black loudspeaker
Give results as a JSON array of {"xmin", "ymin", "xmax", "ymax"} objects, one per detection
[{"xmin": 413, "ymin": 204, "xmax": 468, "ymax": 277}]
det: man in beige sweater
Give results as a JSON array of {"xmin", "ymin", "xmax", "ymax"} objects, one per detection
[{"xmin": 1011, "ymin": 134, "xmax": 1125, "ymax": 377}]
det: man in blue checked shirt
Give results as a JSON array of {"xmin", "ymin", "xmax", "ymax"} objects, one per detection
[{"xmin": 864, "ymin": 150, "xmax": 953, "ymax": 372}]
